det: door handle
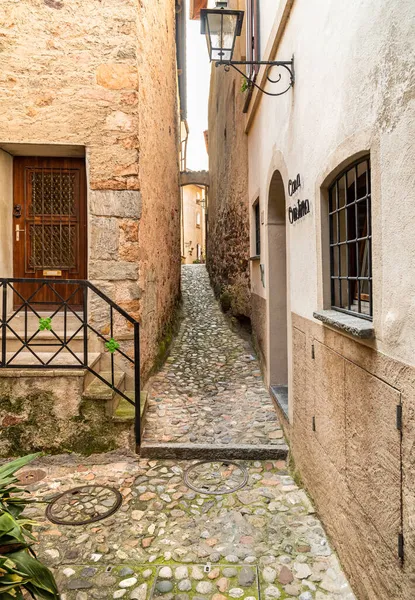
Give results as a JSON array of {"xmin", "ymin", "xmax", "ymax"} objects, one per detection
[{"xmin": 15, "ymin": 225, "xmax": 25, "ymax": 241}]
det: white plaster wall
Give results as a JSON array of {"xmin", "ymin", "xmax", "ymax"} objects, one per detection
[
  {"xmin": 247, "ymin": 0, "xmax": 415, "ymax": 367},
  {"xmin": 0, "ymin": 150, "xmax": 13, "ymax": 278}
]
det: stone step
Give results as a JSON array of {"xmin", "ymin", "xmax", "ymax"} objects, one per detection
[
  {"xmin": 5, "ymin": 311, "xmax": 84, "ymax": 328},
  {"xmin": 82, "ymin": 371, "xmax": 125, "ymax": 401},
  {"xmin": 1, "ymin": 351, "xmax": 100, "ymax": 375},
  {"xmin": 139, "ymin": 442, "xmax": 289, "ymax": 460},
  {"xmin": 112, "ymin": 390, "xmax": 148, "ymax": 420},
  {"xmin": 0, "ymin": 329, "xmax": 86, "ymax": 353}
]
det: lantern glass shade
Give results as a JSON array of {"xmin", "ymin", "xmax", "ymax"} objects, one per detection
[{"xmin": 200, "ymin": 8, "xmax": 244, "ymax": 62}]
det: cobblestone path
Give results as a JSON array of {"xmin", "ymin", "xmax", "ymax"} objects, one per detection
[
  {"xmin": 21, "ymin": 452, "xmax": 356, "ymax": 600},
  {"xmin": 143, "ymin": 265, "xmax": 286, "ymax": 450}
]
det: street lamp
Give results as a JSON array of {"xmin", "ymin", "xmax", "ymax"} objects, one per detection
[{"xmin": 200, "ymin": 1, "xmax": 294, "ymax": 97}]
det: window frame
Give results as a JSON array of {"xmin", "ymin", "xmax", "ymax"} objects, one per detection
[
  {"xmin": 254, "ymin": 200, "xmax": 261, "ymax": 257},
  {"xmin": 328, "ymin": 156, "xmax": 372, "ymax": 320},
  {"xmin": 246, "ymin": 0, "xmax": 260, "ymax": 78}
]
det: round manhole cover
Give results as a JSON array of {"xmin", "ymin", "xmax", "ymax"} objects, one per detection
[
  {"xmin": 183, "ymin": 461, "xmax": 248, "ymax": 495},
  {"xmin": 45, "ymin": 485, "xmax": 122, "ymax": 526},
  {"xmin": 17, "ymin": 469, "xmax": 47, "ymax": 485}
]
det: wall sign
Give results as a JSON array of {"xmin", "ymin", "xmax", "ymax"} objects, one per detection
[
  {"xmin": 288, "ymin": 174, "xmax": 301, "ymax": 197},
  {"xmin": 289, "ymin": 199, "xmax": 310, "ymax": 224},
  {"xmin": 287, "ymin": 173, "xmax": 310, "ymax": 224}
]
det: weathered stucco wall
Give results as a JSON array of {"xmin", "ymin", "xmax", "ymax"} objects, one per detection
[
  {"xmin": 207, "ymin": 7, "xmax": 250, "ymax": 318},
  {"xmin": 207, "ymin": 0, "xmax": 415, "ymax": 597},
  {"xmin": 289, "ymin": 314, "xmax": 415, "ymax": 600},
  {"xmin": 135, "ymin": 0, "xmax": 181, "ymax": 378},
  {"xmin": 0, "ymin": 374, "xmax": 132, "ymax": 456},
  {"xmin": 0, "ymin": 0, "xmax": 181, "ymax": 380}
]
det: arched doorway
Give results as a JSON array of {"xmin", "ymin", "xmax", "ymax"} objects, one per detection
[{"xmin": 267, "ymin": 170, "xmax": 289, "ymax": 417}]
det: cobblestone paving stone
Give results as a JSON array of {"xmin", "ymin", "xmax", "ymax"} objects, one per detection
[
  {"xmin": 19, "ymin": 452, "xmax": 356, "ymax": 599},
  {"xmin": 143, "ymin": 265, "xmax": 286, "ymax": 447}
]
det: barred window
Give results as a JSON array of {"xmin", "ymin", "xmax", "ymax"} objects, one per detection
[
  {"xmin": 329, "ymin": 157, "xmax": 372, "ymax": 319},
  {"xmin": 254, "ymin": 201, "xmax": 261, "ymax": 256}
]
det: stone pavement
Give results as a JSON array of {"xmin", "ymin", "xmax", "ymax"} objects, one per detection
[
  {"xmin": 19, "ymin": 452, "xmax": 356, "ymax": 600},
  {"xmin": 142, "ymin": 265, "xmax": 287, "ymax": 455}
]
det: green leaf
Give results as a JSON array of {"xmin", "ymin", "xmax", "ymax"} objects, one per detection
[
  {"xmin": 105, "ymin": 338, "xmax": 120, "ymax": 353},
  {"xmin": 8, "ymin": 550, "xmax": 59, "ymax": 599},
  {"xmin": 38, "ymin": 318, "xmax": 52, "ymax": 332},
  {"xmin": 0, "ymin": 455, "xmax": 41, "ymax": 483},
  {"xmin": 0, "ymin": 513, "xmax": 27, "ymax": 546}
]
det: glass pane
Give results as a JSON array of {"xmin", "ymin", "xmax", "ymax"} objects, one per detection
[
  {"xmin": 330, "ymin": 212, "xmax": 338, "ymax": 244},
  {"xmin": 348, "ymin": 241, "xmax": 357, "ymax": 277},
  {"xmin": 341, "ymin": 279, "xmax": 349, "ymax": 309},
  {"xmin": 357, "ymin": 161, "xmax": 368, "ymax": 199},
  {"xmin": 207, "ymin": 12, "xmax": 237, "ymax": 58},
  {"xmin": 329, "ymin": 187, "xmax": 335, "ymax": 213},
  {"xmin": 359, "ymin": 239, "xmax": 369, "ymax": 279},
  {"xmin": 338, "ymin": 176, "xmax": 346, "ymax": 209},
  {"xmin": 346, "ymin": 203, "xmax": 355, "ymax": 241},
  {"xmin": 331, "ymin": 245, "xmax": 339, "ymax": 277},
  {"xmin": 340, "ymin": 243, "xmax": 347, "ymax": 278},
  {"xmin": 30, "ymin": 224, "xmax": 76, "ymax": 269},
  {"xmin": 333, "ymin": 279, "xmax": 341, "ymax": 307},
  {"xmin": 31, "ymin": 171, "xmax": 75, "ymax": 216},
  {"xmin": 338, "ymin": 206, "xmax": 346, "ymax": 244},
  {"xmin": 346, "ymin": 167, "xmax": 356, "ymax": 204},
  {"xmin": 357, "ymin": 199, "xmax": 368, "ymax": 238}
]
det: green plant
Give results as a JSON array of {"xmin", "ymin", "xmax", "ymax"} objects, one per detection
[
  {"xmin": 241, "ymin": 77, "xmax": 250, "ymax": 92},
  {"xmin": 105, "ymin": 338, "xmax": 120, "ymax": 353},
  {"xmin": 38, "ymin": 318, "xmax": 52, "ymax": 332},
  {"xmin": 0, "ymin": 453, "xmax": 60, "ymax": 599}
]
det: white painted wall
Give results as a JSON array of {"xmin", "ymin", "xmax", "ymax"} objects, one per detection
[{"xmin": 247, "ymin": 0, "xmax": 415, "ymax": 367}]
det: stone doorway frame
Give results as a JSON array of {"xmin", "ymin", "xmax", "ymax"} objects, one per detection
[{"xmin": 0, "ymin": 143, "xmax": 87, "ymax": 312}]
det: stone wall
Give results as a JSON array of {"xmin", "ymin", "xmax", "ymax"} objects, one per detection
[
  {"xmin": 206, "ymin": 28, "xmax": 250, "ymax": 319},
  {"xmin": 288, "ymin": 313, "xmax": 414, "ymax": 600},
  {"xmin": 0, "ymin": 0, "xmax": 181, "ymax": 381},
  {"xmin": 136, "ymin": 0, "xmax": 182, "ymax": 378},
  {"xmin": 0, "ymin": 374, "xmax": 132, "ymax": 456}
]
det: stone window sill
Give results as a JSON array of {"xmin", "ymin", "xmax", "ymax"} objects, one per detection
[
  {"xmin": 249, "ymin": 255, "xmax": 261, "ymax": 261},
  {"xmin": 313, "ymin": 309, "xmax": 375, "ymax": 339}
]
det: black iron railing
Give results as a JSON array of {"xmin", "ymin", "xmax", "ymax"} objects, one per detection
[{"xmin": 0, "ymin": 278, "xmax": 141, "ymax": 445}]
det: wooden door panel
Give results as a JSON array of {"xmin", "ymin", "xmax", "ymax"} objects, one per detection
[{"xmin": 13, "ymin": 157, "xmax": 87, "ymax": 309}]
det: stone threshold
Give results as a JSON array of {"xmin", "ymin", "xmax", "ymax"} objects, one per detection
[
  {"xmin": 139, "ymin": 442, "xmax": 288, "ymax": 460},
  {"xmin": 270, "ymin": 385, "xmax": 289, "ymax": 420}
]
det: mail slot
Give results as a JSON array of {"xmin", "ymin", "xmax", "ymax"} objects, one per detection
[{"xmin": 43, "ymin": 270, "xmax": 62, "ymax": 277}]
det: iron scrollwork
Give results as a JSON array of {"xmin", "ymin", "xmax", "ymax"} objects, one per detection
[{"xmin": 215, "ymin": 56, "xmax": 295, "ymax": 97}]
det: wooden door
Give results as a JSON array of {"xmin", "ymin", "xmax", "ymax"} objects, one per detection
[{"xmin": 13, "ymin": 157, "xmax": 87, "ymax": 309}]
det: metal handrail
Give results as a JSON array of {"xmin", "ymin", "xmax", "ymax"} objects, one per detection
[{"xmin": 0, "ymin": 278, "xmax": 141, "ymax": 445}]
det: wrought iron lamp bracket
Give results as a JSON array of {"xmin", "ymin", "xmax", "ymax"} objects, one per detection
[{"xmin": 215, "ymin": 56, "xmax": 295, "ymax": 97}]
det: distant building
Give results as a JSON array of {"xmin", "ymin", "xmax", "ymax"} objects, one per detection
[{"xmin": 181, "ymin": 185, "xmax": 206, "ymax": 264}]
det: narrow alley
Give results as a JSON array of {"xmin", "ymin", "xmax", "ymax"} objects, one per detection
[
  {"xmin": 142, "ymin": 265, "xmax": 287, "ymax": 455},
  {"xmin": 18, "ymin": 266, "xmax": 356, "ymax": 600}
]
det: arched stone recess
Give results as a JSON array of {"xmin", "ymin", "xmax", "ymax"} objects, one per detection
[
  {"xmin": 180, "ymin": 170, "xmax": 209, "ymax": 188},
  {"xmin": 264, "ymin": 150, "xmax": 292, "ymax": 421}
]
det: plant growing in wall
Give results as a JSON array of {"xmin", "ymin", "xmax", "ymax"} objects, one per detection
[
  {"xmin": 0, "ymin": 453, "xmax": 60, "ymax": 599},
  {"xmin": 241, "ymin": 76, "xmax": 250, "ymax": 93}
]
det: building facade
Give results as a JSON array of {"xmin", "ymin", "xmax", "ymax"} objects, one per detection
[
  {"xmin": 0, "ymin": 0, "xmax": 183, "ymax": 378},
  {"xmin": 206, "ymin": 0, "xmax": 415, "ymax": 598},
  {"xmin": 181, "ymin": 184, "xmax": 206, "ymax": 264},
  {"xmin": 0, "ymin": 0, "xmax": 184, "ymax": 454}
]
